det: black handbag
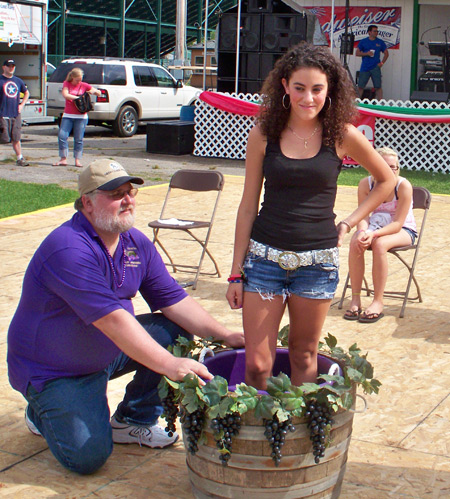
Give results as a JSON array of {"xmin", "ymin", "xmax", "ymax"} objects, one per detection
[{"xmin": 73, "ymin": 92, "xmax": 93, "ymax": 113}]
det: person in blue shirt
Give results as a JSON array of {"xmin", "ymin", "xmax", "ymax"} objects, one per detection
[
  {"xmin": 0, "ymin": 59, "xmax": 30, "ymax": 166},
  {"xmin": 356, "ymin": 25, "xmax": 389, "ymax": 100}
]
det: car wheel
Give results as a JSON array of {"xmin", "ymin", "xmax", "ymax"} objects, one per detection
[{"xmin": 113, "ymin": 105, "xmax": 138, "ymax": 137}]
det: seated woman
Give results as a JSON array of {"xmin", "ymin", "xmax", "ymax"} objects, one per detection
[{"xmin": 344, "ymin": 147, "xmax": 417, "ymax": 323}]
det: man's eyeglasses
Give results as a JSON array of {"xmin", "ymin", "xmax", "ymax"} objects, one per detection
[{"xmin": 103, "ymin": 188, "xmax": 139, "ymax": 200}]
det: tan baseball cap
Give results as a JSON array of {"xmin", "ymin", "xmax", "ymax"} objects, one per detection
[{"xmin": 78, "ymin": 159, "xmax": 144, "ymax": 196}]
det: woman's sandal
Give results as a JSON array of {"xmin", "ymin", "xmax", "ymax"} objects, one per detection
[
  {"xmin": 52, "ymin": 161, "xmax": 67, "ymax": 166},
  {"xmin": 358, "ymin": 311, "xmax": 384, "ymax": 323},
  {"xmin": 343, "ymin": 308, "xmax": 362, "ymax": 321}
]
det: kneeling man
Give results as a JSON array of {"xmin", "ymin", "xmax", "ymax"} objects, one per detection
[{"xmin": 7, "ymin": 159, "xmax": 244, "ymax": 474}]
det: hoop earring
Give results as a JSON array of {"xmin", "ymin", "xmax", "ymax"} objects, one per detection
[
  {"xmin": 324, "ymin": 96, "xmax": 332, "ymax": 111},
  {"xmin": 282, "ymin": 93, "xmax": 291, "ymax": 110}
]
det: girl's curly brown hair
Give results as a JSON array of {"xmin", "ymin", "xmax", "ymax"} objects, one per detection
[{"xmin": 258, "ymin": 42, "xmax": 357, "ymax": 147}]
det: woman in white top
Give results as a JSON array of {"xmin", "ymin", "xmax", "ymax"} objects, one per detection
[{"xmin": 344, "ymin": 147, "xmax": 417, "ymax": 323}]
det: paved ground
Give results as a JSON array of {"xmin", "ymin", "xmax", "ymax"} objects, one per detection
[{"xmin": 0, "ymin": 123, "xmax": 246, "ymax": 190}]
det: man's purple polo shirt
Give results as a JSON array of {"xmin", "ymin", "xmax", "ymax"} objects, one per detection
[{"xmin": 7, "ymin": 211, "xmax": 187, "ymax": 395}]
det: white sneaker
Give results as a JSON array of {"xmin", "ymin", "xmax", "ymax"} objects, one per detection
[
  {"xmin": 111, "ymin": 415, "xmax": 178, "ymax": 448},
  {"xmin": 25, "ymin": 407, "xmax": 42, "ymax": 436}
]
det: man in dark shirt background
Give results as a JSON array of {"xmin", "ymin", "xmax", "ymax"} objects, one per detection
[{"xmin": 0, "ymin": 59, "xmax": 30, "ymax": 166}]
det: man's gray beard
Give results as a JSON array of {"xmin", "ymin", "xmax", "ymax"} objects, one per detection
[{"xmin": 93, "ymin": 204, "xmax": 135, "ymax": 234}]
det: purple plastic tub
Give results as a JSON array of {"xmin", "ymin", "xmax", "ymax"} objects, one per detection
[{"xmin": 203, "ymin": 348, "xmax": 342, "ymax": 392}]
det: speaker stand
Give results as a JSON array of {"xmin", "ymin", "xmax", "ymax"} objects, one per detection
[{"xmin": 341, "ymin": 0, "xmax": 357, "ymax": 90}]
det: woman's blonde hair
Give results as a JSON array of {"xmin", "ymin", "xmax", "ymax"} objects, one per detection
[
  {"xmin": 376, "ymin": 147, "xmax": 399, "ymax": 168},
  {"xmin": 66, "ymin": 67, "xmax": 84, "ymax": 82}
]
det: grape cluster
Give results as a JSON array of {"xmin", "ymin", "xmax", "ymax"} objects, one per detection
[
  {"xmin": 305, "ymin": 400, "xmax": 335, "ymax": 464},
  {"xmin": 263, "ymin": 415, "xmax": 296, "ymax": 466},
  {"xmin": 210, "ymin": 413, "xmax": 242, "ymax": 466},
  {"xmin": 180, "ymin": 408, "xmax": 207, "ymax": 455},
  {"xmin": 161, "ymin": 386, "xmax": 178, "ymax": 437}
]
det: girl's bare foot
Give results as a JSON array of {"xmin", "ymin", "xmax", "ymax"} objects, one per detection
[{"xmin": 52, "ymin": 159, "xmax": 67, "ymax": 166}]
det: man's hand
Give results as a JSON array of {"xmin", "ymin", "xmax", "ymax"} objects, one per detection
[
  {"xmin": 166, "ymin": 358, "xmax": 213, "ymax": 385},
  {"xmin": 221, "ymin": 330, "xmax": 245, "ymax": 348},
  {"xmin": 161, "ymin": 295, "xmax": 245, "ymax": 348},
  {"xmin": 18, "ymin": 102, "xmax": 25, "ymax": 114}
]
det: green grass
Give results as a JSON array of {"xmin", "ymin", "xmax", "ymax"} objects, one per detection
[
  {"xmin": 0, "ymin": 179, "xmax": 78, "ymax": 219},
  {"xmin": 0, "ymin": 168, "xmax": 449, "ymax": 219},
  {"xmin": 339, "ymin": 167, "xmax": 450, "ymax": 195}
]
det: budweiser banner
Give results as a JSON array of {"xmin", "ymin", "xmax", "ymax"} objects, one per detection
[
  {"xmin": 305, "ymin": 6, "xmax": 401, "ymax": 50},
  {"xmin": 343, "ymin": 114, "xmax": 376, "ymax": 165}
]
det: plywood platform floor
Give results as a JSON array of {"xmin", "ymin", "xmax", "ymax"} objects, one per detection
[{"xmin": 1, "ymin": 177, "xmax": 449, "ymax": 498}]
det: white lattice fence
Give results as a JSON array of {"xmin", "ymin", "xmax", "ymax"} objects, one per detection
[
  {"xmin": 194, "ymin": 94, "xmax": 257, "ymax": 160},
  {"xmin": 194, "ymin": 95, "xmax": 450, "ymax": 173}
]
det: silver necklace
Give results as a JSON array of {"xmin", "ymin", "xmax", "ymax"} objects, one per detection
[{"xmin": 288, "ymin": 124, "xmax": 320, "ymax": 149}]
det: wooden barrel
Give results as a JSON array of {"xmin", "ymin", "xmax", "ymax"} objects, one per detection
[{"xmin": 183, "ymin": 350, "xmax": 355, "ymax": 498}]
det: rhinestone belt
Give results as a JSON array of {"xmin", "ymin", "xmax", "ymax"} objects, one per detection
[{"xmin": 248, "ymin": 239, "xmax": 339, "ymax": 271}]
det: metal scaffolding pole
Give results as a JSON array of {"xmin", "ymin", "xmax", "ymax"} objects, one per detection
[
  {"xmin": 119, "ymin": 0, "xmax": 125, "ymax": 57},
  {"xmin": 175, "ymin": 0, "xmax": 187, "ymax": 61},
  {"xmin": 202, "ymin": 0, "xmax": 209, "ymax": 90}
]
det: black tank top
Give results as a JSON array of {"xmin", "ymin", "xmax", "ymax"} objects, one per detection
[{"xmin": 251, "ymin": 141, "xmax": 342, "ymax": 251}]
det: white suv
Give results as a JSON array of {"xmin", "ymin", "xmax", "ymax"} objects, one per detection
[{"xmin": 47, "ymin": 57, "xmax": 200, "ymax": 137}]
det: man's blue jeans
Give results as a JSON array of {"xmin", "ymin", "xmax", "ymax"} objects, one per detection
[
  {"xmin": 24, "ymin": 313, "xmax": 191, "ymax": 474},
  {"xmin": 58, "ymin": 117, "xmax": 88, "ymax": 160}
]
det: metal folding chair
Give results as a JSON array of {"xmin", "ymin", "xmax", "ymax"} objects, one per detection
[
  {"xmin": 148, "ymin": 169, "xmax": 225, "ymax": 290},
  {"xmin": 338, "ymin": 186, "xmax": 432, "ymax": 318}
]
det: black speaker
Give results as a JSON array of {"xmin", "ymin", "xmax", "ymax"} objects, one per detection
[
  {"xmin": 340, "ymin": 33, "xmax": 355, "ymax": 55},
  {"xmin": 238, "ymin": 79, "xmax": 263, "ymax": 94},
  {"xmin": 262, "ymin": 15, "xmax": 307, "ymax": 51},
  {"xmin": 247, "ymin": 0, "xmax": 272, "ymax": 13},
  {"xmin": 410, "ymin": 91, "xmax": 449, "ymax": 103},
  {"xmin": 218, "ymin": 52, "xmax": 262, "ymax": 80},
  {"xmin": 217, "ymin": 77, "xmax": 236, "ymax": 93},
  {"xmin": 260, "ymin": 52, "xmax": 283, "ymax": 80},
  {"xmin": 217, "ymin": 77, "xmax": 263, "ymax": 94},
  {"xmin": 218, "ymin": 14, "xmax": 262, "ymax": 52},
  {"xmin": 146, "ymin": 121, "xmax": 194, "ymax": 155}
]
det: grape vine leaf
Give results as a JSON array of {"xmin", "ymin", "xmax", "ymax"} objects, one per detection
[
  {"xmin": 254, "ymin": 395, "xmax": 275, "ymax": 420},
  {"xmin": 182, "ymin": 388, "xmax": 200, "ymax": 413},
  {"xmin": 279, "ymin": 390, "xmax": 306, "ymax": 411},
  {"xmin": 275, "ymin": 407, "xmax": 292, "ymax": 422},
  {"xmin": 266, "ymin": 372, "xmax": 291, "ymax": 395},
  {"xmin": 300, "ymin": 382, "xmax": 321, "ymax": 394},
  {"xmin": 234, "ymin": 383, "xmax": 259, "ymax": 413},
  {"xmin": 340, "ymin": 391, "xmax": 354, "ymax": 410},
  {"xmin": 201, "ymin": 376, "xmax": 229, "ymax": 406},
  {"xmin": 325, "ymin": 333, "xmax": 338, "ymax": 349}
]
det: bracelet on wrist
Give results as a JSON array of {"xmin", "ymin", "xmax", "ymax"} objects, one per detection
[
  {"xmin": 229, "ymin": 273, "xmax": 242, "ymax": 280},
  {"xmin": 338, "ymin": 220, "xmax": 352, "ymax": 233},
  {"xmin": 227, "ymin": 278, "xmax": 243, "ymax": 283}
]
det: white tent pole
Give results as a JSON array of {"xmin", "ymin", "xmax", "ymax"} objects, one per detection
[
  {"xmin": 235, "ymin": 0, "xmax": 242, "ymax": 94},
  {"xmin": 202, "ymin": 0, "xmax": 209, "ymax": 91}
]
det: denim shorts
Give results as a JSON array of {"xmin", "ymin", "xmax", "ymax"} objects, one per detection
[
  {"xmin": 243, "ymin": 251, "xmax": 339, "ymax": 300},
  {"xmin": 403, "ymin": 227, "xmax": 417, "ymax": 245}
]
